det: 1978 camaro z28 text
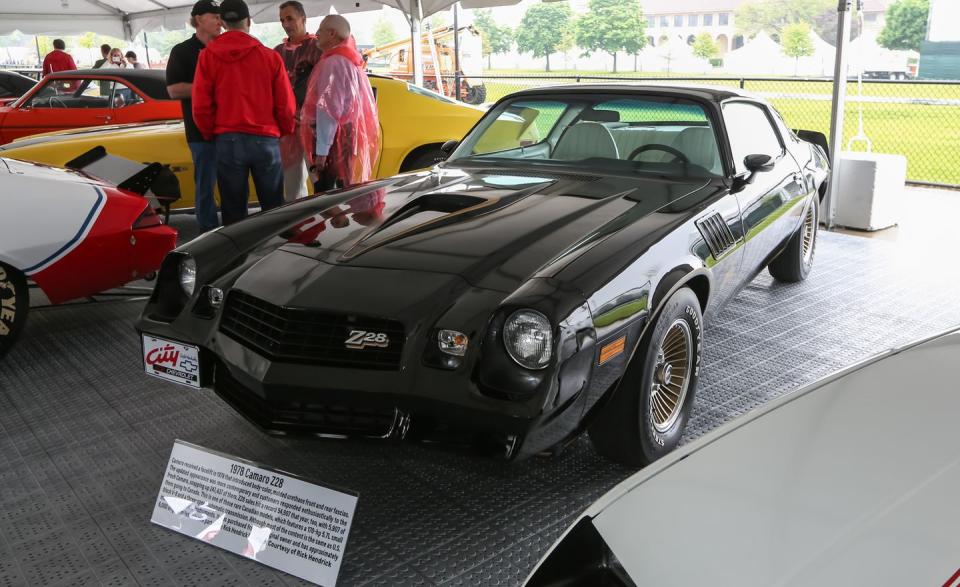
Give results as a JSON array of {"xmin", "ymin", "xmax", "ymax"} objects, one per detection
[{"xmin": 137, "ymin": 84, "xmax": 829, "ymax": 465}]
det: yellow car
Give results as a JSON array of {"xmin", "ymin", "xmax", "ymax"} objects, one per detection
[{"xmin": 0, "ymin": 75, "xmax": 484, "ymax": 209}]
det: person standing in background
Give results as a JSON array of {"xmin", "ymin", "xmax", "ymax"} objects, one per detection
[
  {"xmin": 301, "ymin": 15, "xmax": 380, "ymax": 190},
  {"xmin": 274, "ymin": 0, "xmax": 322, "ymax": 201},
  {"xmin": 103, "ymin": 48, "xmax": 126, "ymax": 68},
  {"xmin": 193, "ymin": 0, "xmax": 295, "ymax": 225},
  {"xmin": 41, "ymin": 39, "xmax": 77, "ymax": 77},
  {"xmin": 93, "ymin": 44, "xmax": 111, "ymax": 68},
  {"xmin": 125, "ymin": 51, "xmax": 145, "ymax": 69},
  {"xmin": 166, "ymin": 0, "xmax": 223, "ymax": 232}
]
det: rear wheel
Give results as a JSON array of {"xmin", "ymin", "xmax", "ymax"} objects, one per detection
[
  {"xmin": 0, "ymin": 263, "xmax": 28, "ymax": 360},
  {"xmin": 464, "ymin": 84, "xmax": 487, "ymax": 105},
  {"xmin": 768, "ymin": 196, "xmax": 818, "ymax": 282},
  {"xmin": 588, "ymin": 287, "xmax": 703, "ymax": 466}
]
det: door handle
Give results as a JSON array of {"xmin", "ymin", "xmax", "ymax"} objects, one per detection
[{"xmin": 95, "ymin": 115, "xmax": 111, "ymax": 121}]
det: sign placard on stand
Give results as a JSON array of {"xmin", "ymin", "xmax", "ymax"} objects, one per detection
[{"xmin": 151, "ymin": 441, "xmax": 358, "ymax": 586}]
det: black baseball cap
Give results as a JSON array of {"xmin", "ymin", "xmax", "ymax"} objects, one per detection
[
  {"xmin": 220, "ymin": 0, "xmax": 250, "ymax": 21},
  {"xmin": 190, "ymin": 0, "xmax": 220, "ymax": 16}
]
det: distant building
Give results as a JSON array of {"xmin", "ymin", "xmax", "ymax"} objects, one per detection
[
  {"xmin": 642, "ymin": 0, "xmax": 743, "ymax": 55},
  {"xmin": 861, "ymin": 0, "xmax": 894, "ymax": 33},
  {"xmin": 640, "ymin": 0, "xmax": 892, "ymax": 55}
]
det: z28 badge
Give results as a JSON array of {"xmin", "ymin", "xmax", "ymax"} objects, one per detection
[{"xmin": 345, "ymin": 330, "xmax": 390, "ymax": 349}]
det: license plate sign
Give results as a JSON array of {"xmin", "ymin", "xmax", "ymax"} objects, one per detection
[{"xmin": 143, "ymin": 335, "xmax": 201, "ymax": 388}]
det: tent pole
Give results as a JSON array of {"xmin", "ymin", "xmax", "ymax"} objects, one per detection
[
  {"xmin": 825, "ymin": 0, "xmax": 855, "ymax": 229},
  {"xmin": 453, "ymin": 3, "xmax": 460, "ymax": 100},
  {"xmin": 35, "ymin": 36, "xmax": 42, "ymax": 69},
  {"xmin": 410, "ymin": 0, "xmax": 423, "ymax": 87},
  {"xmin": 143, "ymin": 31, "xmax": 151, "ymax": 67}
]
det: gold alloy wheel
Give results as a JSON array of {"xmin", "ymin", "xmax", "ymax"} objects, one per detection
[
  {"xmin": 650, "ymin": 319, "xmax": 693, "ymax": 433},
  {"xmin": 802, "ymin": 202, "xmax": 817, "ymax": 265}
]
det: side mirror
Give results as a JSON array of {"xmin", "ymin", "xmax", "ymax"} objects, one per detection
[
  {"xmin": 440, "ymin": 140, "xmax": 459, "ymax": 154},
  {"xmin": 744, "ymin": 153, "xmax": 774, "ymax": 173},
  {"xmin": 731, "ymin": 154, "xmax": 774, "ymax": 191}
]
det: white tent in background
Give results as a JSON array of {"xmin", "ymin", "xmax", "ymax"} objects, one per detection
[
  {"xmin": 723, "ymin": 32, "xmax": 793, "ymax": 75},
  {"xmin": 641, "ymin": 34, "xmax": 710, "ymax": 74},
  {"xmin": 848, "ymin": 30, "xmax": 917, "ymax": 77},
  {"xmin": 792, "ymin": 30, "xmax": 836, "ymax": 76}
]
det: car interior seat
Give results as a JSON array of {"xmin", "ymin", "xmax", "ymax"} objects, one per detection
[
  {"xmin": 552, "ymin": 122, "xmax": 620, "ymax": 161},
  {"xmin": 672, "ymin": 126, "xmax": 721, "ymax": 173}
]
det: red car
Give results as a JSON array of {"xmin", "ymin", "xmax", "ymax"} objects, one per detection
[
  {"xmin": 0, "ymin": 69, "xmax": 181, "ymax": 145},
  {"xmin": 0, "ymin": 151, "xmax": 179, "ymax": 359}
]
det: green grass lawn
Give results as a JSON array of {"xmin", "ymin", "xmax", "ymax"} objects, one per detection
[{"xmin": 477, "ymin": 70, "xmax": 960, "ymax": 185}]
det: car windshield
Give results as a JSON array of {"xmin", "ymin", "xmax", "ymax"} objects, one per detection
[{"xmin": 449, "ymin": 93, "xmax": 724, "ymax": 179}]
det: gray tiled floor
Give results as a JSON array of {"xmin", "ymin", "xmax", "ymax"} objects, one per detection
[{"xmin": 1, "ymin": 230, "xmax": 959, "ymax": 586}]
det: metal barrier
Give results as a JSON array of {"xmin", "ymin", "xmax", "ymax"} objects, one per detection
[{"xmin": 441, "ymin": 74, "xmax": 960, "ymax": 188}]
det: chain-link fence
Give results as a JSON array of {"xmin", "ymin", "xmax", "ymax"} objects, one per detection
[{"xmin": 436, "ymin": 74, "xmax": 960, "ymax": 188}]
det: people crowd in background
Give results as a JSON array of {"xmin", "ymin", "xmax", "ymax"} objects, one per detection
[
  {"xmin": 162, "ymin": 0, "xmax": 380, "ymax": 230},
  {"xmin": 192, "ymin": 0, "xmax": 294, "ymax": 225}
]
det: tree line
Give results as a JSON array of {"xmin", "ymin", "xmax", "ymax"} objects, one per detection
[{"xmin": 467, "ymin": 0, "xmax": 928, "ymax": 73}]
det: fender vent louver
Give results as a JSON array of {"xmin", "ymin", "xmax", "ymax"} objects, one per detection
[{"xmin": 697, "ymin": 213, "xmax": 737, "ymax": 259}]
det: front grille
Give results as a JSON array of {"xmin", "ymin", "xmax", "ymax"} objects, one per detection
[
  {"xmin": 219, "ymin": 290, "xmax": 405, "ymax": 370},
  {"xmin": 214, "ymin": 362, "xmax": 399, "ymax": 437}
]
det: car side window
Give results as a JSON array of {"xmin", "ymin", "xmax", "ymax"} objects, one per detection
[
  {"xmin": 112, "ymin": 81, "xmax": 143, "ymax": 108},
  {"xmin": 24, "ymin": 78, "xmax": 114, "ymax": 109},
  {"xmin": 723, "ymin": 101, "xmax": 783, "ymax": 174}
]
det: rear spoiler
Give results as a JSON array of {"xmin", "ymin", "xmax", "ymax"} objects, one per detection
[{"xmin": 66, "ymin": 146, "xmax": 181, "ymax": 217}]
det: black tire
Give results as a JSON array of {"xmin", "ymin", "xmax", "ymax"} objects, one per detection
[
  {"xmin": 0, "ymin": 263, "xmax": 28, "ymax": 360},
  {"xmin": 400, "ymin": 147, "xmax": 448, "ymax": 172},
  {"xmin": 588, "ymin": 287, "xmax": 703, "ymax": 466},
  {"xmin": 768, "ymin": 196, "xmax": 818, "ymax": 283},
  {"xmin": 464, "ymin": 84, "xmax": 487, "ymax": 105}
]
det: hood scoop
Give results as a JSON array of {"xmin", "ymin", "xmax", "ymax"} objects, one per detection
[{"xmin": 338, "ymin": 183, "xmax": 549, "ymax": 261}]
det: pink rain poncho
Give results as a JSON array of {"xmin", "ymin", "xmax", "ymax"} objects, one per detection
[{"xmin": 300, "ymin": 36, "xmax": 380, "ymax": 187}]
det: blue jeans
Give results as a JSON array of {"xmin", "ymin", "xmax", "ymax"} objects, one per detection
[
  {"xmin": 187, "ymin": 141, "xmax": 220, "ymax": 232},
  {"xmin": 215, "ymin": 133, "xmax": 284, "ymax": 226}
]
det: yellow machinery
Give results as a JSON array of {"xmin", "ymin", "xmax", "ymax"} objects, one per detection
[{"xmin": 363, "ymin": 25, "xmax": 487, "ymax": 105}]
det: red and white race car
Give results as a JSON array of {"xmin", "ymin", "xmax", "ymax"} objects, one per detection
[{"xmin": 0, "ymin": 153, "xmax": 178, "ymax": 358}]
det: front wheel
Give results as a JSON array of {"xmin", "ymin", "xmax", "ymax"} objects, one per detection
[
  {"xmin": 0, "ymin": 263, "xmax": 28, "ymax": 360},
  {"xmin": 768, "ymin": 196, "xmax": 818, "ymax": 283},
  {"xmin": 588, "ymin": 287, "xmax": 703, "ymax": 466}
]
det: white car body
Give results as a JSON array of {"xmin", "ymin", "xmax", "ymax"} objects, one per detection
[
  {"xmin": 0, "ymin": 158, "xmax": 107, "ymax": 274},
  {"xmin": 526, "ymin": 328, "xmax": 960, "ymax": 587}
]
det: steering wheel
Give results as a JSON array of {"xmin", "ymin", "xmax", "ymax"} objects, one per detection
[
  {"xmin": 48, "ymin": 96, "xmax": 67, "ymax": 108},
  {"xmin": 113, "ymin": 94, "xmax": 126, "ymax": 108},
  {"xmin": 627, "ymin": 143, "xmax": 689, "ymax": 164}
]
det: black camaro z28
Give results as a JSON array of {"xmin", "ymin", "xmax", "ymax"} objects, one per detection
[{"xmin": 138, "ymin": 85, "xmax": 829, "ymax": 465}]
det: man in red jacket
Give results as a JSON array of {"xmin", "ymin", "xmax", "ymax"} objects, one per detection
[
  {"xmin": 192, "ymin": 0, "xmax": 295, "ymax": 225},
  {"xmin": 41, "ymin": 39, "xmax": 77, "ymax": 77}
]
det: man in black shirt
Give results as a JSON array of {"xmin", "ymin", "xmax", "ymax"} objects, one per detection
[
  {"xmin": 166, "ymin": 0, "xmax": 222, "ymax": 232},
  {"xmin": 94, "ymin": 44, "xmax": 110, "ymax": 68}
]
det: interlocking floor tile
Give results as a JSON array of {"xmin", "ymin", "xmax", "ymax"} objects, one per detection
[{"xmin": 1, "ymin": 231, "xmax": 957, "ymax": 585}]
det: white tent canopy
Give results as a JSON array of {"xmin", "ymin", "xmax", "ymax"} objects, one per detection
[{"xmin": 0, "ymin": 0, "xmax": 513, "ymax": 39}]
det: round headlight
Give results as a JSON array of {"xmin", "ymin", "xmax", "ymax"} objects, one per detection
[
  {"xmin": 179, "ymin": 257, "xmax": 197, "ymax": 297},
  {"xmin": 503, "ymin": 310, "xmax": 553, "ymax": 370}
]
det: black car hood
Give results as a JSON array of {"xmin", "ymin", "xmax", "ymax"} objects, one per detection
[{"xmin": 258, "ymin": 165, "xmax": 712, "ymax": 293}]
